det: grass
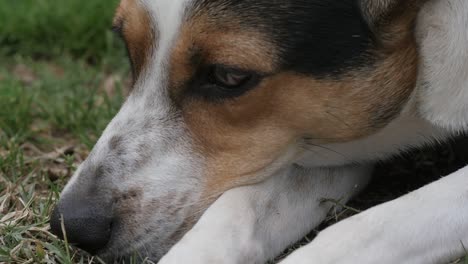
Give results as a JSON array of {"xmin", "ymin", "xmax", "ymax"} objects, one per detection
[
  {"xmin": 0, "ymin": 0, "xmax": 122, "ymax": 62},
  {"xmin": 0, "ymin": 0, "xmax": 467, "ymax": 263},
  {"xmin": 0, "ymin": 1, "xmax": 132, "ymax": 262},
  {"xmin": 0, "ymin": 55, "xmax": 129, "ymax": 263}
]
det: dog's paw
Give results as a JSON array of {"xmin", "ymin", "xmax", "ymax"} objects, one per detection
[
  {"xmin": 279, "ymin": 213, "xmax": 394, "ymax": 264},
  {"xmin": 158, "ymin": 236, "xmax": 264, "ymax": 264}
]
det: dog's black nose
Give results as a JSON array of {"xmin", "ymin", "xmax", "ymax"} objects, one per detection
[{"xmin": 50, "ymin": 201, "xmax": 113, "ymax": 254}]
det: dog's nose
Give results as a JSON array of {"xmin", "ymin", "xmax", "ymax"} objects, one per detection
[{"xmin": 50, "ymin": 200, "xmax": 113, "ymax": 254}]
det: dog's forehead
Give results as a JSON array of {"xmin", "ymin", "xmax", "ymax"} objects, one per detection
[
  {"xmin": 116, "ymin": 0, "xmax": 375, "ymax": 78},
  {"xmin": 141, "ymin": 0, "xmax": 191, "ymax": 42}
]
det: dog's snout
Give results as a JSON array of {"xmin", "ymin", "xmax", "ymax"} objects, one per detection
[{"xmin": 50, "ymin": 199, "xmax": 113, "ymax": 254}]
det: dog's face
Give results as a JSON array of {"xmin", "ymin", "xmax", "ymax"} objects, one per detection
[{"xmin": 51, "ymin": 0, "xmax": 422, "ymax": 260}]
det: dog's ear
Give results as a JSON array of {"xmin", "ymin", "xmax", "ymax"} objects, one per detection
[
  {"xmin": 359, "ymin": 0, "xmax": 429, "ymax": 48},
  {"xmin": 360, "ymin": 0, "xmax": 428, "ymax": 27},
  {"xmin": 415, "ymin": 0, "xmax": 468, "ymax": 132}
]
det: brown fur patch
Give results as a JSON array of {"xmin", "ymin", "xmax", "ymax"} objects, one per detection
[
  {"xmin": 169, "ymin": 14, "xmax": 277, "ymax": 103},
  {"xmin": 164, "ymin": 10, "xmax": 420, "ymax": 198},
  {"xmin": 114, "ymin": 0, "xmax": 154, "ymax": 78},
  {"xmin": 187, "ymin": 45, "xmax": 418, "ymax": 194}
]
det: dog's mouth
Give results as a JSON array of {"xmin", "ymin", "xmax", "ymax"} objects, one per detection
[
  {"xmin": 95, "ymin": 248, "xmax": 161, "ymax": 264},
  {"xmin": 90, "ymin": 247, "xmax": 161, "ymax": 264},
  {"xmin": 97, "ymin": 212, "xmax": 200, "ymax": 263},
  {"xmin": 96, "ymin": 223, "xmax": 179, "ymax": 262}
]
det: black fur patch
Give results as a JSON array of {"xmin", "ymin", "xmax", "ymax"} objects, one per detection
[{"xmin": 191, "ymin": 0, "xmax": 375, "ymax": 77}]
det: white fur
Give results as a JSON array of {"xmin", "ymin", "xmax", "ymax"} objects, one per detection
[
  {"xmin": 416, "ymin": 0, "xmax": 468, "ymax": 132},
  {"xmin": 281, "ymin": 166, "xmax": 468, "ymax": 264},
  {"xmin": 160, "ymin": 165, "xmax": 372, "ymax": 264},
  {"xmin": 159, "ymin": 0, "xmax": 468, "ymax": 263},
  {"xmin": 59, "ymin": 0, "xmax": 207, "ymax": 257}
]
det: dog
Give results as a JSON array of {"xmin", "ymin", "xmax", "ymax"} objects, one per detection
[{"xmin": 50, "ymin": 0, "xmax": 468, "ymax": 263}]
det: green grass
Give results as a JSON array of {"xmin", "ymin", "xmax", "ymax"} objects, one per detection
[
  {"xmin": 0, "ymin": 0, "xmax": 123, "ymax": 61},
  {"xmin": 0, "ymin": 55, "xmax": 129, "ymax": 263},
  {"xmin": 0, "ymin": 0, "xmax": 467, "ymax": 263},
  {"xmin": 0, "ymin": 56, "xmax": 127, "ymax": 143},
  {"xmin": 0, "ymin": 0, "xmax": 133, "ymax": 262}
]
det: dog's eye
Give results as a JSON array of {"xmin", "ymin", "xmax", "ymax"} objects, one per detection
[
  {"xmin": 189, "ymin": 65, "xmax": 262, "ymax": 100},
  {"xmin": 210, "ymin": 66, "xmax": 253, "ymax": 89}
]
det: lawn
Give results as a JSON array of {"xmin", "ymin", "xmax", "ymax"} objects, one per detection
[
  {"xmin": 0, "ymin": 1, "xmax": 467, "ymax": 264},
  {"xmin": 0, "ymin": 0, "xmax": 132, "ymax": 262}
]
